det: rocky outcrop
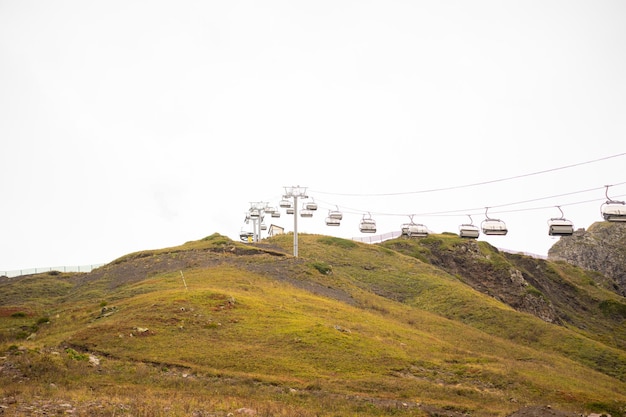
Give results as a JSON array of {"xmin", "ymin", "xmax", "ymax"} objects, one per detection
[
  {"xmin": 400, "ymin": 239, "xmax": 560, "ymax": 323},
  {"xmin": 548, "ymin": 222, "xmax": 626, "ymax": 296}
]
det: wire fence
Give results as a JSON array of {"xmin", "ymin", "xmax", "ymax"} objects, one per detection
[
  {"xmin": 352, "ymin": 231, "xmax": 403, "ymax": 244},
  {"xmin": 352, "ymin": 231, "xmax": 547, "ymax": 259},
  {"xmin": 1, "ymin": 264, "xmax": 106, "ymax": 279}
]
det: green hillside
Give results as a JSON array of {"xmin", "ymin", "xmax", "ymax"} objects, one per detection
[{"xmin": 1, "ymin": 233, "xmax": 625, "ymax": 416}]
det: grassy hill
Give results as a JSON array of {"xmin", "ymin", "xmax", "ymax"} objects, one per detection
[{"xmin": 1, "ymin": 233, "xmax": 625, "ymax": 416}]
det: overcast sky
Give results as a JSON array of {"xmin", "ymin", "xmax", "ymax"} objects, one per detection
[{"xmin": 1, "ymin": 1, "xmax": 625, "ymax": 271}]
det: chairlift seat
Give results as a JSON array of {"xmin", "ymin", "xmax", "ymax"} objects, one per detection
[
  {"xmin": 328, "ymin": 210, "xmax": 343, "ymax": 220},
  {"xmin": 359, "ymin": 218, "xmax": 377, "ymax": 233},
  {"xmin": 407, "ymin": 224, "xmax": 429, "ymax": 238},
  {"xmin": 602, "ymin": 202, "xmax": 626, "ymax": 222},
  {"xmin": 459, "ymin": 224, "xmax": 480, "ymax": 239},
  {"xmin": 286, "ymin": 208, "xmax": 294, "ymax": 215},
  {"xmin": 271, "ymin": 211, "xmax": 280, "ymax": 218},
  {"xmin": 305, "ymin": 201, "xmax": 318, "ymax": 211},
  {"xmin": 300, "ymin": 209, "xmax": 313, "ymax": 218},
  {"xmin": 548, "ymin": 218, "xmax": 574, "ymax": 236},
  {"xmin": 482, "ymin": 219, "xmax": 508, "ymax": 235},
  {"xmin": 325, "ymin": 217, "xmax": 341, "ymax": 226},
  {"xmin": 279, "ymin": 199, "xmax": 292, "ymax": 208}
]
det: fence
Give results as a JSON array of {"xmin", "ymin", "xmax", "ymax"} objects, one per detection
[
  {"xmin": 352, "ymin": 231, "xmax": 402, "ymax": 244},
  {"xmin": 353, "ymin": 232, "xmax": 547, "ymax": 259},
  {"xmin": 1, "ymin": 264, "xmax": 106, "ymax": 279}
]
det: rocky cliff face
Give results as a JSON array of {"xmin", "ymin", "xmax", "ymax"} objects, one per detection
[{"xmin": 548, "ymin": 221, "xmax": 626, "ymax": 296}]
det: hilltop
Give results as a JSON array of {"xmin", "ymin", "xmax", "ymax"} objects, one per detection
[{"xmin": 1, "ymin": 231, "xmax": 625, "ymax": 417}]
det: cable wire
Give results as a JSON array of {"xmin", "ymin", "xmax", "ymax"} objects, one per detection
[
  {"xmin": 310, "ymin": 152, "xmax": 626, "ymax": 197},
  {"xmin": 311, "ymin": 184, "xmax": 626, "ymax": 218}
]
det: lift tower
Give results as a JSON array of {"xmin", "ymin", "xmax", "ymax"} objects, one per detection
[{"xmin": 282, "ymin": 186, "xmax": 309, "ymax": 257}]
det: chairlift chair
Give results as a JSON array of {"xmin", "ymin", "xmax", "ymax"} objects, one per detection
[
  {"xmin": 279, "ymin": 199, "xmax": 292, "ymax": 209},
  {"xmin": 548, "ymin": 219, "xmax": 574, "ymax": 236},
  {"xmin": 481, "ymin": 208, "xmax": 508, "ymax": 236},
  {"xmin": 325, "ymin": 216, "xmax": 341, "ymax": 226},
  {"xmin": 407, "ymin": 223, "xmax": 429, "ymax": 238},
  {"xmin": 305, "ymin": 199, "xmax": 318, "ymax": 211},
  {"xmin": 271, "ymin": 209, "xmax": 281, "ymax": 218},
  {"xmin": 359, "ymin": 213, "xmax": 377, "ymax": 233},
  {"xmin": 601, "ymin": 185, "xmax": 626, "ymax": 222},
  {"xmin": 286, "ymin": 207, "xmax": 294, "ymax": 215},
  {"xmin": 260, "ymin": 223, "xmax": 267, "ymax": 231},
  {"xmin": 249, "ymin": 209, "xmax": 260, "ymax": 220},
  {"xmin": 328, "ymin": 206, "xmax": 343, "ymax": 220},
  {"xmin": 602, "ymin": 202, "xmax": 626, "ymax": 222},
  {"xmin": 459, "ymin": 215, "xmax": 480, "ymax": 239},
  {"xmin": 300, "ymin": 204, "xmax": 314, "ymax": 218},
  {"xmin": 548, "ymin": 206, "xmax": 574, "ymax": 236},
  {"xmin": 459, "ymin": 224, "xmax": 480, "ymax": 239},
  {"xmin": 401, "ymin": 216, "xmax": 428, "ymax": 238}
]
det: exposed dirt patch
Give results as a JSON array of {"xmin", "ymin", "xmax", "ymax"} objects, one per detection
[{"xmin": 507, "ymin": 405, "xmax": 580, "ymax": 417}]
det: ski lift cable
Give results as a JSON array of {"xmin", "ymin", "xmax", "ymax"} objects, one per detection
[
  {"xmin": 309, "ymin": 185, "xmax": 626, "ymax": 219},
  {"xmin": 309, "ymin": 152, "xmax": 626, "ymax": 197}
]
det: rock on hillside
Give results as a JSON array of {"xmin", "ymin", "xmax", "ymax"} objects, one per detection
[
  {"xmin": 383, "ymin": 237, "xmax": 561, "ymax": 323},
  {"xmin": 548, "ymin": 222, "xmax": 626, "ymax": 296}
]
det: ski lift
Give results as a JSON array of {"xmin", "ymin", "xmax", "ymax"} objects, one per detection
[
  {"xmin": 459, "ymin": 215, "xmax": 480, "ymax": 239},
  {"xmin": 300, "ymin": 204, "xmax": 314, "ymax": 218},
  {"xmin": 548, "ymin": 206, "xmax": 574, "ymax": 236},
  {"xmin": 359, "ymin": 213, "xmax": 377, "ymax": 233},
  {"xmin": 305, "ymin": 198, "xmax": 318, "ymax": 211},
  {"xmin": 271, "ymin": 208, "xmax": 281, "ymax": 218},
  {"xmin": 249, "ymin": 208, "xmax": 260, "ymax": 220},
  {"xmin": 260, "ymin": 223, "xmax": 267, "ymax": 231},
  {"xmin": 408, "ymin": 223, "xmax": 429, "ymax": 238},
  {"xmin": 481, "ymin": 207, "xmax": 508, "ymax": 236},
  {"xmin": 239, "ymin": 230, "xmax": 254, "ymax": 242},
  {"xmin": 601, "ymin": 185, "xmax": 626, "ymax": 222},
  {"xmin": 279, "ymin": 198, "xmax": 292, "ymax": 209},
  {"xmin": 328, "ymin": 206, "xmax": 343, "ymax": 221},
  {"xmin": 401, "ymin": 215, "xmax": 428, "ymax": 238},
  {"xmin": 325, "ymin": 207, "xmax": 342, "ymax": 226},
  {"xmin": 325, "ymin": 216, "xmax": 341, "ymax": 226},
  {"xmin": 286, "ymin": 207, "xmax": 295, "ymax": 215}
]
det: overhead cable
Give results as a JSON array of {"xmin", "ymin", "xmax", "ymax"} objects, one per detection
[{"xmin": 310, "ymin": 152, "xmax": 626, "ymax": 197}]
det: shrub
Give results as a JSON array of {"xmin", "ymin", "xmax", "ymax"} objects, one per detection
[
  {"xmin": 65, "ymin": 348, "xmax": 88, "ymax": 361},
  {"xmin": 310, "ymin": 261, "xmax": 332, "ymax": 275}
]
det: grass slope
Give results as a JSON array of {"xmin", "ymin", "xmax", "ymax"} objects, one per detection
[{"xmin": 1, "ymin": 233, "xmax": 625, "ymax": 417}]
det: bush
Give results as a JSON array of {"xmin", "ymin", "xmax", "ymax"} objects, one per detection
[{"xmin": 310, "ymin": 261, "xmax": 332, "ymax": 275}]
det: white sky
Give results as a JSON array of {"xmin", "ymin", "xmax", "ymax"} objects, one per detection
[{"xmin": 1, "ymin": 1, "xmax": 625, "ymax": 271}]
